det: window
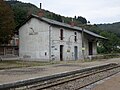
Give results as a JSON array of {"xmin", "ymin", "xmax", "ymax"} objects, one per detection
[
  {"xmin": 60, "ymin": 29, "xmax": 63, "ymax": 40},
  {"xmin": 74, "ymin": 32, "xmax": 77, "ymax": 42}
]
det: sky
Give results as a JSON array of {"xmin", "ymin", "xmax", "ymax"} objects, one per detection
[{"xmin": 19, "ymin": 0, "xmax": 120, "ymax": 24}]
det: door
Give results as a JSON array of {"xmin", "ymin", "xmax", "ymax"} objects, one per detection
[
  {"xmin": 74, "ymin": 46, "xmax": 78, "ymax": 60},
  {"xmin": 60, "ymin": 45, "xmax": 63, "ymax": 61},
  {"xmin": 88, "ymin": 42, "xmax": 93, "ymax": 55}
]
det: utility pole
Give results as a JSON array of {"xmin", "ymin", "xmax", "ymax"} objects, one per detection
[{"xmin": 82, "ymin": 28, "xmax": 85, "ymax": 60}]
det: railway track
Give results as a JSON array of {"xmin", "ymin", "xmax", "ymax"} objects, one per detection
[{"xmin": 0, "ymin": 63, "xmax": 120, "ymax": 90}]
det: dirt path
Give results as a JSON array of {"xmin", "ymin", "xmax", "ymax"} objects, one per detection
[{"xmin": 92, "ymin": 73, "xmax": 120, "ymax": 90}]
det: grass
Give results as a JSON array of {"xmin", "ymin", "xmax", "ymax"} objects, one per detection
[
  {"xmin": 0, "ymin": 55, "xmax": 115, "ymax": 70},
  {"xmin": 0, "ymin": 59, "xmax": 94, "ymax": 70},
  {"xmin": 0, "ymin": 60, "xmax": 60, "ymax": 70}
]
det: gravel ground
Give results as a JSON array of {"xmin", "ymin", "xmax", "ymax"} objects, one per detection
[
  {"xmin": 0, "ymin": 57, "xmax": 120, "ymax": 85},
  {"xmin": 45, "ymin": 66, "xmax": 120, "ymax": 90}
]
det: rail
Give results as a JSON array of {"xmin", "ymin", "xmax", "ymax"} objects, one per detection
[{"xmin": 0, "ymin": 63, "xmax": 120, "ymax": 90}]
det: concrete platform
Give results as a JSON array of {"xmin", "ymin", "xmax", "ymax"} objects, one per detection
[{"xmin": 0, "ymin": 58, "xmax": 120, "ymax": 85}]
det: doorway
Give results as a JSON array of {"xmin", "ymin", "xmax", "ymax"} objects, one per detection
[
  {"xmin": 88, "ymin": 42, "xmax": 93, "ymax": 55},
  {"xmin": 74, "ymin": 46, "xmax": 78, "ymax": 60},
  {"xmin": 60, "ymin": 45, "xmax": 63, "ymax": 61}
]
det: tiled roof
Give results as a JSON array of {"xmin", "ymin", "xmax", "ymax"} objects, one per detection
[{"xmin": 19, "ymin": 14, "xmax": 107, "ymax": 40}]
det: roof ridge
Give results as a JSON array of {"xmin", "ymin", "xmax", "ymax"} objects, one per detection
[{"xmin": 19, "ymin": 14, "xmax": 107, "ymax": 40}]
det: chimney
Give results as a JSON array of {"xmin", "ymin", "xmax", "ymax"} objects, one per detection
[
  {"xmin": 40, "ymin": 3, "xmax": 42, "ymax": 9},
  {"xmin": 37, "ymin": 3, "xmax": 44, "ymax": 17}
]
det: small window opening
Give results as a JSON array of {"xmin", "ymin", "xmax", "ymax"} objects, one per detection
[
  {"xmin": 74, "ymin": 32, "xmax": 77, "ymax": 42},
  {"xmin": 60, "ymin": 29, "xmax": 63, "ymax": 40},
  {"xmin": 45, "ymin": 52, "xmax": 47, "ymax": 56}
]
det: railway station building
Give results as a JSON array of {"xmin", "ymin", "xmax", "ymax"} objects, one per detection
[{"xmin": 18, "ymin": 14, "xmax": 107, "ymax": 61}]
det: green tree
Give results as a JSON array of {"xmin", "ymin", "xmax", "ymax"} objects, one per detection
[
  {"xmin": 77, "ymin": 16, "xmax": 87, "ymax": 24},
  {"xmin": 0, "ymin": 0, "xmax": 15, "ymax": 45},
  {"xmin": 98, "ymin": 31, "xmax": 120, "ymax": 53},
  {"xmin": 52, "ymin": 14, "xmax": 62, "ymax": 22}
]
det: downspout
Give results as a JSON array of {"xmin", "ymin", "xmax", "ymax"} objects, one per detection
[{"xmin": 49, "ymin": 25, "xmax": 52, "ymax": 61}]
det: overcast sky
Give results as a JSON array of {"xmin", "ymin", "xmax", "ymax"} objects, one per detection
[{"xmin": 19, "ymin": 0, "xmax": 120, "ymax": 24}]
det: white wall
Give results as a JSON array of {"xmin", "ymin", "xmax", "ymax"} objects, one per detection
[
  {"xmin": 19, "ymin": 18, "xmax": 50, "ymax": 60},
  {"xmin": 50, "ymin": 26, "xmax": 82, "ymax": 61}
]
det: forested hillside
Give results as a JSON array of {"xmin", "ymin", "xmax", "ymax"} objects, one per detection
[
  {"xmin": 6, "ymin": 1, "xmax": 87, "ymax": 27},
  {"xmin": 98, "ymin": 22, "xmax": 120, "ymax": 37},
  {"xmin": 6, "ymin": 1, "xmax": 39, "ymax": 27}
]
